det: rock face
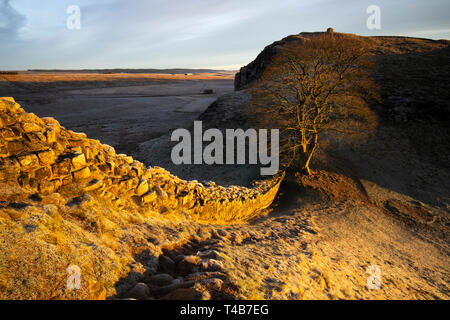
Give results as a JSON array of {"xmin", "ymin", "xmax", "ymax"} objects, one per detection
[
  {"xmin": 234, "ymin": 33, "xmax": 317, "ymax": 90},
  {"xmin": 0, "ymin": 97, "xmax": 282, "ymax": 224}
]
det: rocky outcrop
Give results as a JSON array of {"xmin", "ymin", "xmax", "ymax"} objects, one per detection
[
  {"xmin": 0, "ymin": 97, "xmax": 282, "ymax": 224},
  {"xmin": 234, "ymin": 32, "xmax": 319, "ymax": 90},
  {"xmin": 234, "ymin": 30, "xmax": 450, "ymax": 123}
]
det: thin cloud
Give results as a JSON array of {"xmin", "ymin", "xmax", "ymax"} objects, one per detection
[
  {"xmin": 1, "ymin": 0, "xmax": 449, "ymax": 69},
  {"xmin": 0, "ymin": 0, "xmax": 26, "ymax": 39}
]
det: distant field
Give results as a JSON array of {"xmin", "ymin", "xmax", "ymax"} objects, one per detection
[
  {"xmin": 0, "ymin": 71, "xmax": 236, "ymax": 158},
  {"xmin": 0, "ymin": 71, "xmax": 236, "ymax": 83}
]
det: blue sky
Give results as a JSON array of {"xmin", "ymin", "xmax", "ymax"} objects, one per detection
[{"xmin": 1, "ymin": 0, "xmax": 449, "ymax": 70}]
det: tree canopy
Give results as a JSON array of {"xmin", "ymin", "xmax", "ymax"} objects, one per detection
[{"xmin": 248, "ymin": 33, "xmax": 380, "ymax": 175}]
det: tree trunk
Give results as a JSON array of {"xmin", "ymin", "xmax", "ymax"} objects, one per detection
[{"xmin": 303, "ymin": 134, "xmax": 318, "ymax": 175}]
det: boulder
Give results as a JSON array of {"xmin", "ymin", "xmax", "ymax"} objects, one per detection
[
  {"xmin": 196, "ymin": 250, "xmax": 220, "ymax": 260},
  {"xmin": 200, "ymin": 278, "xmax": 224, "ymax": 291},
  {"xmin": 147, "ymin": 273, "xmax": 174, "ymax": 287},
  {"xmin": 161, "ymin": 287, "xmax": 201, "ymax": 300},
  {"xmin": 158, "ymin": 255, "xmax": 176, "ymax": 274},
  {"xmin": 125, "ymin": 283, "xmax": 150, "ymax": 300},
  {"xmin": 177, "ymin": 255, "xmax": 202, "ymax": 276},
  {"xmin": 201, "ymin": 259, "xmax": 224, "ymax": 272}
]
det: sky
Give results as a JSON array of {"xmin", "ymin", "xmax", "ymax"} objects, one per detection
[{"xmin": 1, "ymin": 0, "xmax": 449, "ymax": 70}]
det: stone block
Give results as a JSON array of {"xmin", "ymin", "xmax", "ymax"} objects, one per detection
[
  {"xmin": 0, "ymin": 128, "xmax": 16, "ymax": 140},
  {"xmin": 141, "ymin": 191, "xmax": 157, "ymax": 204},
  {"xmin": 84, "ymin": 179, "xmax": 103, "ymax": 192},
  {"xmin": 19, "ymin": 113, "xmax": 44, "ymax": 125},
  {"xmin": 68, "ymin": 146, "xmax": 82, "ymax": 154},
  {"xmin": 42, "ymin": 117, "xmax": 60, "ymax": 126},
  {"xmin": 17, "ymin": 172, "xmax": 31, "ymax": 187},
  {"xmin": 62, "ymin": 175, "xmax": 73, "ymax": 186},
  {"xmin": 29, "ymin": 178, "xmax": 38, "ymax": 190},
  {"xmin": 82, "ymin": 147, "xmax": 94, "ymax": 161},
  {"xmin": 25, "ymin": 132, "xmax": 46, "ymax": 143},
  {"xmin": 39, "ymin": 180, "xmax": 55, "ymax": 194},
  {"xmin": 0, "ymin": 113, "xmax": 15, "ymax": 127},
  {"xmin": 52, "ymin": 159, "xmax": 71, "ymax": 176},
  {"xmin": 114, "ymin": 164, "xmax": 130, "ymax": 176},
  {"xmin": 118, "ymin": 177, "xmax": 139, "ymax": 191},
  {"xmin": 155, "ymin": 185, "xmax": 168, "ymax": 199},
  {"xmin": 69, "ymin": 131, "xmax": 87, "ymax": 139},
  {"xmin": 0, "ymin": 167, "xmax": 19, "ymax": 180},
  {"xmin": 97, "ymin": 164, "xmax": 110, "ymax": 173},
  {"xmin": 69, "ymin": 139, "xmax": 90, "ymax": 148},
  {"xmin": 126, "ymin": 283, "xmax": 149, "ymax": 300},
  {"xmin": 21, "ymin": 122, "xmax": 42, "ymax": 133},
  {"xmin": 72, "ymin": 167, "xmax": 91, "ymax": 181},
  {"xmin": 0, "ymin": 145, "xmax": 8, "ymax": 157},
  {"xmin": 45, "ymin": 129, "xmax": 58, "ymax": 143},
  {"xmin": 71, "ymin": 153, "xmax": 86, "ymax": 170},
  {"xmin": 118, "ymin": 154, "xmax": 133, "ymax": 164},
  {"xmin": 136, "ymin": 179, "xmax": 149, "ymax": 196},
  {"xmin": 18, "ymin": 154, "xmax": 39, "ymax": 168},
  {"xmin": 51, "ymin": 179, "xmax": 62, "ymax": 190},
  {"xmin": 102, "ymin": 144, "xmax": 116, "ymax": 157},
  {"xmin": 37, "ymin": 150, "xmax": 56, "ymax": 165},
  {"xmin": 51, "ymin": 142, "xmax": 64, "ymax": 153},
  {"xmin": 0, "ymin": 98, "xmax": 21, "ymax": 113},
  {"xmin": 95, "ymin": 152, "xmax": 105, "ymax": 164},
  {"xmin": 6, "ymin": 141, "xmax": 23, "ymax": 154},
  {"xmin": 34, "ymin": 166, "xmax": 52, "ymax": 180},
  {"xmin": 158, "ymin": 256, "xmax": 176, "ymax": 274},
  {"xmin": 41, "ymin": 193, "xmax": 64, "ymax": 205}
]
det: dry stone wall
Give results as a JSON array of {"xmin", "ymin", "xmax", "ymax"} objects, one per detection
[{"xmin": 0, "ymin": 97, "xmax": 282, "ymax": 224}]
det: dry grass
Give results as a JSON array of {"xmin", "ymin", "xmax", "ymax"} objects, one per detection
[
  {"xmin": 0, "ymin": 192, "xmax": 202, "ymax": 300},
  {"xmin": 0, "ymin": 72, "xmax": 236, "ymax": 83},
  {"xmin": 218, "ymin": 192, "xmax": 449, "ymax": 300}
]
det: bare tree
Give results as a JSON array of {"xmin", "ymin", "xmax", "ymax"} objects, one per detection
[{"xmin": 248, "ymin": 33, "xmax": 379, "ymax": 175}]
